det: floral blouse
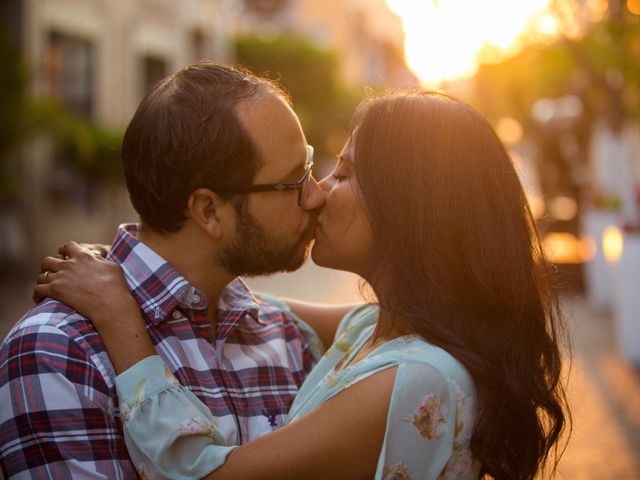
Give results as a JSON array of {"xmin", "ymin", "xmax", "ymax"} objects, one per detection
[{"xmin": 115, "ymin": 304, "xmax": 479, "ymax": 479}]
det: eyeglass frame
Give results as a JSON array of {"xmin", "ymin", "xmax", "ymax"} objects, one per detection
[{"xmin": 215, "ymin": 145, "xmax": 314, "ymax": 206}]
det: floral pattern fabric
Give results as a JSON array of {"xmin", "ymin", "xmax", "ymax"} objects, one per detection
[{"xmin": 116, "ymin": 304, "xmax": 479, "ymax": 479}]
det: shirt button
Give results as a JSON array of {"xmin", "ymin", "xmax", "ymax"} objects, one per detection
[
  {"xmin": 192, "ymin": 294, "xmax": 201, "ymax": 303},
  {"xmin": 172, "ymin": 310, "xmax": 182, "ymax": 320}
]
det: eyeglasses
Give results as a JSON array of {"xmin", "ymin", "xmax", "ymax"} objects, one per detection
[{"xmin": 216, "ymin": 145, "xmax": 314, "ymax": 206}]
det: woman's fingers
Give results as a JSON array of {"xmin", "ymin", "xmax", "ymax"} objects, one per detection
[
  {"xmin": 34, "ymin": 242, "xmax": 112, "ymax": 306},
  {"xmin": 58, "ymin": 241, "xmax": 88, "ymax": 259},
  {"xmin": 33, "ymin": 249, "xmax": 128, "ymax": 319},
  {"xmin": 95, "ymin": 244, "xmax": 111, "ymax": 257},
  {"xmin": 33, "ymin": 272, "xmax": 53, "ymax": 303},
  {"xmin": 78, "ymin": 243, "xmax": 111, "ymax": 258},
  {"xmin": 33, "ymin": 284, "xmax": 50, "ymax": 304},
  {"xmin": 40, "ymin": 256, "xmax": 66, "ymax": 274},
  {"xmin": 55, "ymin": 241, "xmax": 110, "ymax": 261},
  {"xmin": 33, "ymin": 270, "xmax": 61, "ymax": 303},
  {"xmin": 36, "ymin": 270, "xmax": 56, "ymax": 285}
]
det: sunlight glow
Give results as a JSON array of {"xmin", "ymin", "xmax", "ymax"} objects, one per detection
[
  {"xmin": 543, "ymin": 232, "xmax": 582, "ymax": 264},
  {"xmin": 495, "ymin": 117, "xmax": 523, "ymax": 145},
  {"xmin": 549, "ymin": 196, "xmax": 578, "ymax": 221},
  {"xmin": 385, "ymin": 0, "xmax": 561, "ymax": 84},
  {"xmin": 603, "ymin": 226, "xmax": 624, "ymax": 263}
]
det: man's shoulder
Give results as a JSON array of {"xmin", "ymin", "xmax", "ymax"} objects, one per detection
[
  {"xmin": 1, "ymin": 299, "xmax": 102, "ymax": 361},
  {"xmin": 6, "ymin": 298, "xmax": 91, "ymax": 336},
  {"xmin": 0, "ymin": 299, "xmax": 115, "ymax": 395}
]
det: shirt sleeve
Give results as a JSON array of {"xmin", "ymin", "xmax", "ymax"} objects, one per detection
[
  {"xmin": 115, "ymin": 355, "xmax": 236, "ymax": 480},
  {"xmin": 376, "ymin": 361, "xmax": 476, "ymax": 480},
  {"xmin": 0, "ymin": 323, "xmax": 137, "ymax": 479}
]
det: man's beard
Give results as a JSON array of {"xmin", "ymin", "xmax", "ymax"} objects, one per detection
[{"xmin": 218, "ymin": 203, "xmax": 317, "ymax": 277}]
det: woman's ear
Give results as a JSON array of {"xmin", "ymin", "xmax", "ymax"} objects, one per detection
[{"xmin": 187, "ymin": 188, "xmax": 235, "ymax": 240}]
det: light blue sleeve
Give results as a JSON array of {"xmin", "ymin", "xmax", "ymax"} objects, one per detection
[
  {"xmin": 376, "ymin": 361, "xmax": 477, "ymax": 479},
  {"xmin": 115, "ymin": 355, "xmax": 236, "ymax": 480}
]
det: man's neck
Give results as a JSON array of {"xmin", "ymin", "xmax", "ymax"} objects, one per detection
[{"xmin": 137, "ymin": 224, "xmax": 234, "ymax": 327}]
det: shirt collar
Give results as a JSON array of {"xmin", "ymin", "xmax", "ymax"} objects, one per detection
[
  {"xmin": 219, "ymin": 277, "xmax": 260, "ymax": 323},
  {"xmin": 107, "ymin": 224, "xmax": 259, "ymax": 325}
]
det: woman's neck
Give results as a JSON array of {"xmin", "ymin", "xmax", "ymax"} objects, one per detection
[{"xmin": 369, "ymin": 307, "xmax": 415, "ymax": 345}]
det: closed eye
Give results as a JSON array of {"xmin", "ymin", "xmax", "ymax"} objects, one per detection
[{"xmin": 333, "ymin": 155, "xmax": 349, "ymax": 182}]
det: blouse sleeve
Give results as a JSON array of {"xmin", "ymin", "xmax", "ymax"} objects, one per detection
[
  {"xmin": 377, "ymin": 361, "xmax": 476, "ymax": 480},
  {"xmin": 115, "ymin": 355, "xmax": 236, "ymax": 480}
]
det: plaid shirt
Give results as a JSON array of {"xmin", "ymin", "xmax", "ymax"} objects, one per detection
[{"xmin": 0, "ymin": 224, "xmax": 320, "ymax": 479}]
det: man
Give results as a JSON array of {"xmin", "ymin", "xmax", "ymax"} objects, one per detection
[{"xmin": 0, "ymin": 62, "xmax": 327, "ymax": 478}]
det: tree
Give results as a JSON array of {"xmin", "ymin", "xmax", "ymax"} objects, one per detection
[{"xmin": 234, "ymin": 34, "xmax": 361, "ymax": 166}]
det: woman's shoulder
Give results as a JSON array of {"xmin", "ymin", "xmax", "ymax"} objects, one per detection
[{"xmin": 379, "ymin": 335, "xmax": 475, "ymax": 394}]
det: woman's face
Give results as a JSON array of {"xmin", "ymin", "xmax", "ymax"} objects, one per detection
[{"xmin": 311, "ymin": 138, "xmax": 373, "ymax": 276}]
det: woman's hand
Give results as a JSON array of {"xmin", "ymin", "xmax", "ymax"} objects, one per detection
[
  {"xmin": 34, "ymin": 241, "xmax": 130, "ymax": 324},
  {"xmin": 34, "ymin": 241, "xmax": 156, "ymax": 373}
]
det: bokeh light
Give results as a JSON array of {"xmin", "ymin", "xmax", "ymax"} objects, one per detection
[{"xmin": 603, "ymin": 226, "xmax": 624, "ymax": 263}]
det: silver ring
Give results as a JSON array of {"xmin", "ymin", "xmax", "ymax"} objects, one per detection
[{"xmin": 44, "ymin": 271, "xmax": 49, "ymax": 283}]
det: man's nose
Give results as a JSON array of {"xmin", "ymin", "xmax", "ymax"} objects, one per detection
[
  {"xmin": 301, "ymin": 176, "xmax": 327, "ymax": 211},
  {"xmin": 317, "ymin": 174, "xmax": 333, "ymax": 193}
]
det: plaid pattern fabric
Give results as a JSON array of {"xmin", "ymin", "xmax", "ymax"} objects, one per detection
[{"xmin": 0, "ymin": 224, "xmax": 317, "ymax": 478}]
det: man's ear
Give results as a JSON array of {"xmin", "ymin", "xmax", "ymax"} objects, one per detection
[{"xmin": 187, "ymin": 188, "xmax": 235, "ymax": 240}]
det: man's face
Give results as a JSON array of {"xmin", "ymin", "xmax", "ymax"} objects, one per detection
[{"xmin": 218, "ymin": 93, "xmax": 324, "ymax": 277}]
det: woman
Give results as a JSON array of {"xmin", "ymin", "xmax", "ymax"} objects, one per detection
[{"xmin": 36, "ymin": 90, "xmax": 570, "ymax": 479}]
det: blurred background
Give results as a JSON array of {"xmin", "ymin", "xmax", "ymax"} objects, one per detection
[{"xmin": 0, "ymin": 0, "xmax": 639, "ymax": 477}]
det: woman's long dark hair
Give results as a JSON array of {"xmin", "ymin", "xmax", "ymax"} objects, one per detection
[{"xmin": 352, "ymin": 91, "xmax": 571, "ymax": 479}]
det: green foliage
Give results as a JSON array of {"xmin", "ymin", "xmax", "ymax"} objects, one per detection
[
  {"xmin": 27, "ymin": 101, "xmax": 124, "ymax": 183},
  {"xmin": 581, "ymin": 16, "xmax": 640, "ymax": 118},
  {"xmin": 474, "ymin": 41, "xmax": 579, "ymax": 126},
  {"xmin": 0, "ymin": 27, "xmax": 123, "ymax": 201},
  {"xmin": 473, "ymin": 13, "xmax": 640, "ymax": 125},
  {"xmin": 234, "ymin": 34, "xmax": 361, "ymax": 164}
]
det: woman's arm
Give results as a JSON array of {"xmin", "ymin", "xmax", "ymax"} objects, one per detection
[
  {"xmin": 34, "ymin": 244, "xmax": 398, "ymax": 478},
  {"xmin": 204, "ymin": 366, "xmax": 397, "ymax": 480},
  {"xmin": 118, "ymin": 353, "xmax": 397, "ymax": 480},
  {"xmin": 34, "ymin": 242, "xmax": 156, "ymax": 373},
  {"xmin": 277, "ymin": 297, "xmax": 362, "ymax": 347}
]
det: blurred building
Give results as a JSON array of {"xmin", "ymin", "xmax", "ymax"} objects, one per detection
[
  {"xmin": 0, "ymin": 0, "xmax": 234, "ymax": 270},
  {"xmin": 8, "ymin": 0, "xmax": 233, "ymax": 127},
  {"xmin": 234, "ymin": 0, "xmax": 415, "ymax": 87}
]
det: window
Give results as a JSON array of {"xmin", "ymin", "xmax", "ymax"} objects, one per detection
[
  {"xmin": 43, "ymin": 31, "xmax": 95, "ymax": 117},
  {"xmin": 243, "ymin": 0, "xmax": 292, "ymax": 19},
  {"xmin": 191, "ymin": 29, "xmax": 208, "ymax": 62},
  {"xmin": 141, "ymin": 55, "xmax": 167, "ymax": 96}
]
